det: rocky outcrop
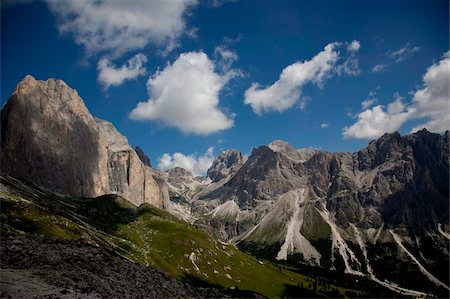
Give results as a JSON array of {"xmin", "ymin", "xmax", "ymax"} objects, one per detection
[
  {"xmin": 0, "ymin": 75, "xmax": 168, "ymax": 209},
  {"xmin": 168, "ymin": 167, "xmax": 195, "ymax": 182},
  {"xmin": 165, "ymin": 167, "xmax": 211, "ymax": 202},
  {"xmin": 207, "ymin": 149, "xmax": 244, "ymax": 182},
  {"xmin": 204, "ymin": 145, "xmax": 309, "ymax": 207},
  {"xmin": 269, "ymin": 140, "xmax": 303, "ymax": 161},
  {"xmin": 0, "ymin": 234, "xmax": 234, "ymax": 299},
  {"xmin": 134, "ymin": 146, "xmax": 151, "ymax": 167}
]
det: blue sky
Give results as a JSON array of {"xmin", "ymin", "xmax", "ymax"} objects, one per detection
[{"xmin": 2, "ymin": 0, "xmax": 449, "ymax": 175}]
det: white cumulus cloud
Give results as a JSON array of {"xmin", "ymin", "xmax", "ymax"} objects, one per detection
[
  {"xmin": 157, "ymin": 147, "xmax": 214, "ymax": 176},
  {"xmin": 343, "ymin": 51, "xmax": 450, "ymax": 139},
  {"xmin": 347, "ymin": 40, "xmax": 361, "ymax": 52},
  {"xmin": 342, "ymin": 98, "xmax": 416, "ymax": 139},
  {"xmin": 97, "ymin": 53, "xmax": 148, "ymax": 89},
  {"xmin": 244, "ymin": 41, "xmax": 360, "ymax": 115},
  {"xmin": 320, "ymin": 123, "xmax": 329, "ymax": 128},
  {"xmin": 244, "ymin": 43, "xmax": 340, "ymax": 115},
  {"xmin": 359, "ymin": 87, "xmax": 380, "ymax": 110},
  {"xmin": 361, "ymin": 98, "xmax": 378, "ymax": 110},
  {"xmin": 215, "ymin": 45, "xmax": 238, "ymax": 71},
  {"xmin": 214, "ymin": 45, "xmax": 243, "ymax": 82},
  {"xmin": 337, "ymin": 40, "xmax": 361, "ymax": 76},
  {"xmin": 46, "ymin": 0, "xmax": 197, "ymax": 57},
  {"xmin": 129, "ymin": 51, "xmax": 235, "ymax": 135},
  {"xmin": 410, "ymin": 51, "xmax": 450, "ymax": 133}
]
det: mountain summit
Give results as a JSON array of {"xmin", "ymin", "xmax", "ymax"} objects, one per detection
[
  {"xmin": 1, "ymin": 75, "xmax": 168, "ymax": 208},
  {"xmin": 207, "ymin": 149, "xmax": 245, "ymax": 182}
]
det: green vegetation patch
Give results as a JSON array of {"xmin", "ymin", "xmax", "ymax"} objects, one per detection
[
  {"xmin": 300, "ymin": 204, "xmax": 331, "ymax": 240},
  {"xmin": 366, "ymin": 242, "xmax": 447, "ymax": 296},
  {"xmin": 0, "ymin": 176, "xmax": 388, "ymax": 298}
]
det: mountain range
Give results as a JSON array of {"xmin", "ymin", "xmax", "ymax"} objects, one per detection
[
  {"xmin": 167, "ymin": 128, "xmax": 450, "ymax": 297},
  {"xmin": 1, "ymin": 76, "xmax": 449, "ymax": 298}
]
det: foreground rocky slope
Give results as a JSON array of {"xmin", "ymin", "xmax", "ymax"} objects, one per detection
[
  {"xmin": 1, "ymin": 234, "xmax": 233, "ymax": 299},
  {"xmin": 1, "ymin": 75, "xmax": 168, "ymax": 208},
  {"xmin": 0, "ymin": 176, "xmax": 383, "ymax": 298}
]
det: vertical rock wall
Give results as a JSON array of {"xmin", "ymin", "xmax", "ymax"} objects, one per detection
[{"xmin": 1, "ymin": 75, "xmax": 168, "ymax": 209}]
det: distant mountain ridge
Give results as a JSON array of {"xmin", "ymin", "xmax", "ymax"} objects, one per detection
[
  {"xmin": 170, "ymin": 130, "xmax": 449, "ymax": 296},
  {"xmin": 203, "ymin": 129, "xmax": 449, "ymax": 233}
]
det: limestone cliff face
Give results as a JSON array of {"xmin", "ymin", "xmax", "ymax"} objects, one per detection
[
  {"xmin": 1, "ymin": 75, "xmax": 168, "ymax": 209},
  {"xmin": 207, "ymin": 149, "xmax": 244, "ymax": 183}
]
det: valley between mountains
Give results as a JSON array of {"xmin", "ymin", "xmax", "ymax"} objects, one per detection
[{"xmin": 1, "ymin": 76, "xmax": 449, "ymax": 298}]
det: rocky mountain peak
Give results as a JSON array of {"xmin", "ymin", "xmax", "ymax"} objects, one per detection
[
  {"xmin": 374, "ymin": 131, "xmax": 402, "ymax": 146},
  {"xmin": 251, "ymin": 145, "xmax": 271, "ymax": 156},
  {"xmin": 296, "ymin": 147, "xmax": 320, "ymax": 162},
  {"xmin": 268, "ymin": 140, "xmax": 299, "ymax": 159},
  {"xmin": 268, "ymin": 140, "xmax": 317, "ymax": 162},
  {"xmin": 169, "ymin": 167, "xmax": 194, "ymax": 179},
  {"xmin": 1, "ymin": 76, "xmax": 168, "ymax": 209},
  {"xmin": 207, "ymin": 149, "xmax": 244, "ymax": 182},
  {"xmin": 12, "ymin": 75, "xmax": 91, "ymax": 121},
  {"xmin": 357, "ymin": 131, "xmax": 405, "ymax": 170},
  {"xmin": 13, "ymin": 74, "xmax": 38, "ymax": 93},
  {"xmin": 268, "ymin": 140, "xmax": 293, "ymax": 151}
]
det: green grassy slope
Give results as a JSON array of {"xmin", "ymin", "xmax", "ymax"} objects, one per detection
[{"xmin": 0, "ymin": 176, "xmax": 369, "ymax": 298}]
